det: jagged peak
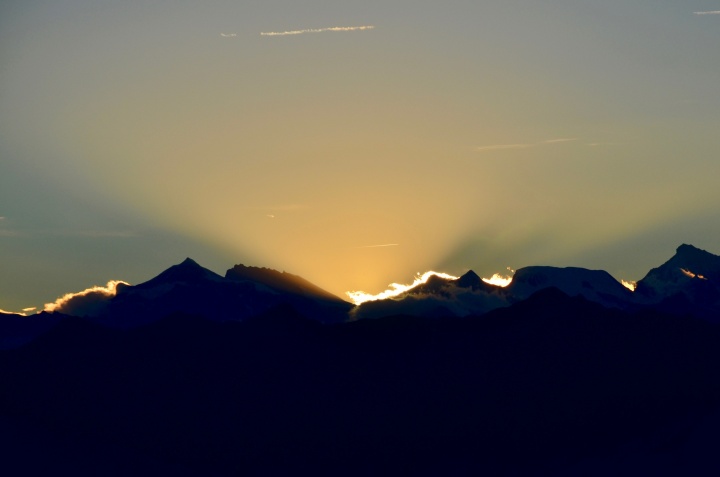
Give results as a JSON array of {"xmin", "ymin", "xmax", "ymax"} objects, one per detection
[
  {"xmin": 134, "ymin": 258, "xmax": 224, "ymax": 289},
  {"xmin": 661, "ymin": 244, "xmax": 720, "ymax": 273},
  {"xmin": 675, "ymin": 244, "xmax": 714, "ymax": 259},
  {"xmin": 456, "ymin": 270, "xmax": 482, "ymax": 287},
  {"xmin": 178, "ymin": 257, "xmax": 202, "ymax": 267}
]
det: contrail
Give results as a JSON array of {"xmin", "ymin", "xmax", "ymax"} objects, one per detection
[
  {"xmin": 261, "ymin": 25, "xmax": 375, "ymax": 36},
  {"xmin": 694, "ymin": 11, "xmax": 720, "ymax": 15},
  {"xmin": 355, "ymin": 243, "xmax": 399, "ymax": 249},
  {"xmin": 477, "ymin": 138, "xmax": 580, "ymax": 152},
  {"xmin": 543, "ymin": 138, "xmax": 579, "ymax": 144},
  {"xmin": 476, "ymin": 144, "xmax": 533, "ymax": 152}
]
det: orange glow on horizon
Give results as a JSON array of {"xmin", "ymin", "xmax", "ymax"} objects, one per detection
[{"xmin": 347, "ymin": 271, "xmax": 459, "ymax": 306}]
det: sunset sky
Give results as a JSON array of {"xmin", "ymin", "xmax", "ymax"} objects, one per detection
[{"xmin": 2, "ymin": 1, "xmax": 720, "ymax": 312}]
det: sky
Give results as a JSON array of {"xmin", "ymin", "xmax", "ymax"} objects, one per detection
[{"xmin": 2, "ymin": 1, "xmax": 720, "ymax": 312}]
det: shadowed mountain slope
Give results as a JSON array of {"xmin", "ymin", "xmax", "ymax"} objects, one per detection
[
  {"xmin": 225, "ymin": 265, "xmax": 345, "ymax": 303},
  {"xmin": 95, "ymin": 259, "xmax": 351, "ymax": 327},
  {"xmin": 0, "ymin": 311, "xmax": 63, "ymax": 349},
  {"xmin": 635, "ymin": 244, "xmax": 720, "ymax": 319},
  {"xmin": 353, "ymin": 245, "xmax": 720, "ymax": 321},
  {"xmin": 3, "ymin": 290, "xmax": 720, "ymax": 475},
  {"xmin": 352, "ymin": 266, "xmax": 637, "ymax": 319},
  {"xmin": 351, "ymin": 270, "xmax": 507, "ymax": 319},
  {"xmin": 506, "ymin": 266, "xmax": 635, "ymax": 308}
]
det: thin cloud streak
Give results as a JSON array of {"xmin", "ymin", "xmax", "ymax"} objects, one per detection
[
  {"xmin": 0, "ymin": 308, "xmax": 26, "ymax": 316},
  {"xmin": 543, "ymin": 138, "xmax": 579, "ymax": 144},
  {"xmin": 243, "ymin": 204, "xmax": 307, "ymax": 212},
  {"xmin": 220, "ymin": 33, "xmax": 237, "ymax": 37},
  {"xmin": 355, "ymin": 243, "xmax": 399, "ymax": 249},
  {"xmin": 1, "ymin": 228, "xmax": 136, "ymax": 238},
  {"xmin": 475, "ymin": 144, "xmax": 533, "ymax": 152},
  {"xmin": 476, "ymin": 138, "xmax": 580, "ymax": 152},
  {"xmin": 62, "ymin": 230, "xmax": 138, "ymax": 238},
  {"xmin": 693, "ymin": 11, "xmax": 720, "ymax": 15},
  {"xmin": 261, "ymin": 25, "xmax": 375, "ymax": 37}
]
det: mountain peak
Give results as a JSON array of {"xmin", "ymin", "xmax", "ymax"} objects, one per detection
[
  {"xmin": 225, "ymin": 264, "xmax": 348, "ymax": 303},
  {"xmin": 456, "ymin": 270, "xmax": 482, "ymax": 288},
  {"xmin": 135, "ymin": 258, "xmax": 224, "ymax": 289},
  {"xmin": 675, "ymin": 244, "xmax": 714, "ymax": 260},
  {"xmin": 634, "ymin": 244, "xmax": 720, "ymax": 307},
  {"xmin": 666, "ymin": 244, "xmax": 720, "ymax": 275}
]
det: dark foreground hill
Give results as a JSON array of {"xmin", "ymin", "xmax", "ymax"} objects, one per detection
[{"xmin": 2, "ymin": 289, "xmax": 720, "ymax": 476}]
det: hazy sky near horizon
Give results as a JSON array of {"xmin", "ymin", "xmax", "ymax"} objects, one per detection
[{"xmin": 2, "ymin": 1, "xmax": 720, "ymax": 311}]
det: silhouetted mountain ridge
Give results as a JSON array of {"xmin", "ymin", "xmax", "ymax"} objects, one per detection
[
  {"xmin": 225, "ymin": 264, "xmax": 346, "ymax": 303},
  {"xmin": 635, "ymin": 244, "xmax": 720, "ymax": 319},
  {"xmin": 354, "ymin": 245, "xmax": 720, "ymax": 321},
  {"xmin": 4, "ymin": 243, "xmax": 720, "ymax": 340},
  {"xmin": 131, "ymin": 257, "xmax": 225, "ymax": 289},
  {"xmin": 84, "ymin": 259, "xmax": 353, "ymax": 327},
  {"xmin": 3, "ymin": 287, "xmax": 720, "ymax": 475}
]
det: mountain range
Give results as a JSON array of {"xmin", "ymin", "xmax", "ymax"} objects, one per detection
[
  {"xmin": 354, "ymin": 243, "xmax": 720, "ymax": 320},
  {"xmin": 2, "ymin": 244, "xmax": 720, "ymax": 475},
  {"xmin": 3, "ymin": 244, "xmax": 719, "ymax": 347}
]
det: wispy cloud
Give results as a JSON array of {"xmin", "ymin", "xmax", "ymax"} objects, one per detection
[
  {"xmin": 693, "ymin": 11, "xmax": 720, "ymax": 15},
  {"xmin": 475, "ymin": 143, "xmax": 534, "ymax": 152},
  {"xmin": 542, "ymin": 138, "xmax": 579, "ymax": 144},
  {"xmin": 587, "ymin": 142, "xmax": 619, "ymax": 147},
  {"xmin": 355, "ymin": 243, "xmax": 399, "ymax": 249},
  {"xmin": 0, "ymin": 306, "xmax": 37, "ymax": 316},
  {"xmin": 476, "ymin": 138, "xmax": 580, "ymax": 153},
  {"xmin": 220, "ymin": 33, "xmax": 237, "ymax": 37},
  {"xmin": 57, "ymin": 230, "xmax": 138, "ymax": 238},
  {"xmin": 261, "ymin": 25, "xmax": 375, "ymax": 37},
  {"xmin": 244, "ymin": 204, "xmax": 307, "ymax": 212},
  {"xmin": 1, "ymin": 227, "xmax": 137, "ymax": 238},
  {"xmin": 0, "ymin": 308, "xmax": 26, "ymax": 316},
  {"xmin": 44, "ymin": 280, "xmax": 128, "ymax": 316}
]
